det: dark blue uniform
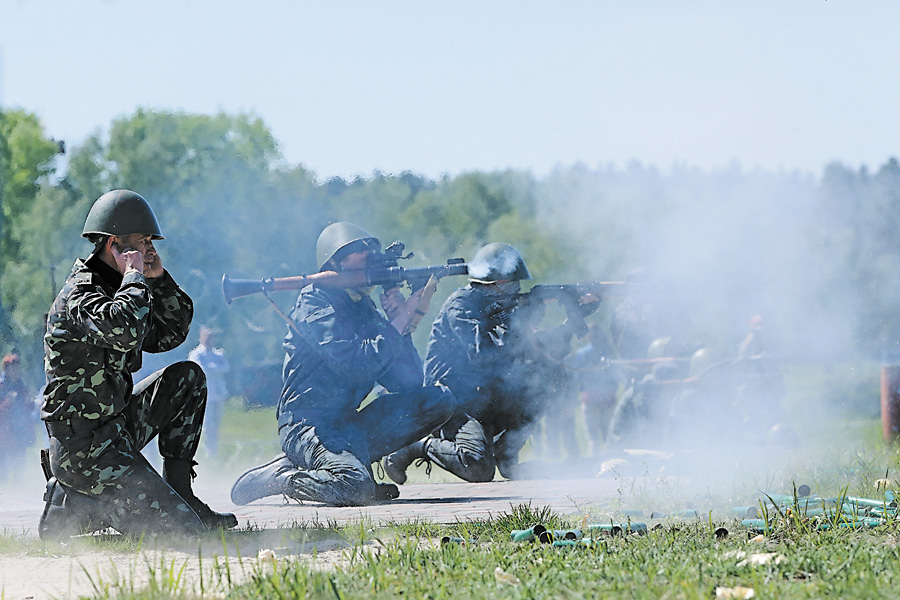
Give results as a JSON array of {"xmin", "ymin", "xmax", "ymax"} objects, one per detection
[
  {"xmin": 422, "ymin": 283, "xmax": 573, "ymax": 481},
  {"xmin": 275, "ymin": 284, "xmax": 454, "ymax": 505}
]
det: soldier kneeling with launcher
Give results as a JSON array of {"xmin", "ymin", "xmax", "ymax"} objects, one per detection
[{"xmin": 230, "ymin": 223, "xmax": 456, "ymax": 506}]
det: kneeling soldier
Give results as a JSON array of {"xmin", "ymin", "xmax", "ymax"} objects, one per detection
[
  {"xmin": 39, "ymin": 190, "xmax": 236, "ymax": 538},
  {"xmin": 231, "ymin": 222, "xmax": 455, "ymax": 506}
]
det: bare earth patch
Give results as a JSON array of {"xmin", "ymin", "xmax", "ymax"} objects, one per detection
[{"xmin": 0, "ymin": 536, "xmax": 354, "ymax": 600}]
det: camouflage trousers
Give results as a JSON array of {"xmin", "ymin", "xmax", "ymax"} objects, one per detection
[{"xmin": 44, "ymin": 361, "xmax": 207, "ymax": 536}]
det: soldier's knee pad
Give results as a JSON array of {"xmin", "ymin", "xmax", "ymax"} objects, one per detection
[{"xmin": 464, "ymin": 461, "xmax": 497, "ymax": 483}]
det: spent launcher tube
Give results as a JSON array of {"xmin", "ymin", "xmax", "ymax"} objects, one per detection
[{"xmin": 222, "ymin": 258, "xmax": 468, "ymax": 304}]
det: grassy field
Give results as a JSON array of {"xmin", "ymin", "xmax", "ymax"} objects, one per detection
[
  {"xmin": 5, "ymin": 360, "xmax": 900, "ymax": 599},
  {"xmin": 223, "ymin": 506, "xmax": 900, "ymax": 600},
  {"xmin": 6, "ymin": 478, "xmax": 900, "ymax": 599}
]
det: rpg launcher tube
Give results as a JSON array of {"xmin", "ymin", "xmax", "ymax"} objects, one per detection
[
  {"xmin": 538, "ymin": 529, "xmax": 583, "ymax": 543},
  {"xmin": 870, "ymin": 506, "xmax": 900, "ymax": 518},
  {"xmin": 510, "ymin": 524, "xmax": 547, "ymax": 542},
  {"xmin": 760, "ymin": 491, "xmax": 815, "ymax": 505},
  {"xmin": 760, "ymin": 493, "xmax": 804, "ymax": 506},
  {"xmin": 816, "ymin": 518, "xmax": 885, "ymax": 531},
  {"xmin": 586, "ymin": 522, "xmax": 648, "ymax": 536}
]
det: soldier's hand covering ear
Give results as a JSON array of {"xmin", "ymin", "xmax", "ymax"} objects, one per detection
[{"xmin": 110, "ymin": 241, "xmax": 143, "ymax": 275}]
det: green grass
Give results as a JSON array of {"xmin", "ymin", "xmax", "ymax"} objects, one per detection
[
  {"xmin": 226, "ymin": 498, "xmax": 900, "ymax": 600},
  {"xmin": 8, "ymin": 360, "xmax": 897, "ymax": 598},
  {"xmin": 10, "ymin": 446, "xmax": 900, "ymax": 600}
]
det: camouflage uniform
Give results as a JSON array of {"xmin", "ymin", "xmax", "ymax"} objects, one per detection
[{"xmin": 41, "ymin": 254, "xmax": 207, "ymax": 536}]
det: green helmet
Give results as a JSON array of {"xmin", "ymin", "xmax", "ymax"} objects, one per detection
[
  {"xmin": 316, "ymin": 222, "xmax": 380, "ymax": 271},
  {"xmin": 647, "ymin": 337, "xmax": 671, "ymax": 360},
  {"xmin": 468, "ymin": 243, "xmax": 532, "ymax": 283},
  {"xmin": 82, "ymin": 190, "xmax": 164, "ymax": 240}
]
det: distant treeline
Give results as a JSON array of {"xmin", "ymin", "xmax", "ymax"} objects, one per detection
[{"xmin": 2, "ymin": 107, "xmax": 899, "ymax": 390}]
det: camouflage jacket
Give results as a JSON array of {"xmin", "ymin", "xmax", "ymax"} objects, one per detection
[{"xmin": 41, "ymin": 256, "xmax": 193, "ymax": 423}]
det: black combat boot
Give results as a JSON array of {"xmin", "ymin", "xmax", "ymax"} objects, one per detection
[
  {"xmin": 163, "ymin": 459, "xmax": 238, "ymax": 530},
  {"xmin": 38, "ymin": 478, "xmax": 109, "ymax": 539},
  {"xmin": 38, "ymin": 449, "xmax": 108, "ymax": 539},
  {"xmin": 383, "ymin": 439, "xmax": 430, "ymax": 485},
  {"xmin": 230, "ymin": 454, "xmax": 296, "ymax": 505}
]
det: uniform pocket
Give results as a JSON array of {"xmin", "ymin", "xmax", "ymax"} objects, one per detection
[{"xmin": 51, "ymin": 418, "xmax": 133, "ymax": 494}]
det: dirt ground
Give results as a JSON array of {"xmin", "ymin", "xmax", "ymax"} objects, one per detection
[
  {"xmin": 0, "ymin": 533, "xmax": 358, "ymax": 600},
  {"xmin": 0, "ymin": 447, "xmax": 622, "ymax": 599}
]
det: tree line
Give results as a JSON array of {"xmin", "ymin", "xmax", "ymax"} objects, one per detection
[{"xmin": 2, "ymin": 107, "xmax": 899, "ymax": 392}]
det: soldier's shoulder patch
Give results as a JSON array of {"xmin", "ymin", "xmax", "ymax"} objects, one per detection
[
  {"xmin": 72, "ymin": 270, "xmax": 97, "ymax": 286},
  {"xmin": 305, "ymin": 305, "xmax": 336, "ymax": 323}
]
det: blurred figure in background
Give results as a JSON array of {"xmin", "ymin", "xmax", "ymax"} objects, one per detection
[
  {"xmin": 568, "ymin": 323, "xmax": 623, "ymax": 457},
  {"xmin": 188, "ymin": 326, "xmax": 230, "ymax": 456},
  {"xmin": 738, "ymin": 314, "xmax": 766, "ymax": 360},
  {"xmin": 536, "ymin": 373, "xmax": 580, "ymax": 461},
  {"xmin": 735, "ymin": 314, "xmax": 788, "ymax": 441},
  {"xmin": 610, "ymin": 268, "xmax": 657, "ymax": 360},
  {"xmin": 0, "ymin": 353, "xmax": 36, "ymax": 480},
  {"xmin": 606, "ymin": 360, "xmax": 680, "ymax": 452}
]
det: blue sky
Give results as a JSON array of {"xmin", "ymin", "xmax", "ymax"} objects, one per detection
[{"xmin": 1, "ymin": 1, "xmax": 898, "ymax": 180}]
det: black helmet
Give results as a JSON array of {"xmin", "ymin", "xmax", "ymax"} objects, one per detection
[
  {"xmin": 468, "ymin": 243, "xmax": 532, "ymax": 283},
  {"xmin": 82, "ymin": 190, "xmax": 164, "ymax": 240},
  {"xmin": 316, "ymin": 222, "xmax": 380, "ymax": 271}
]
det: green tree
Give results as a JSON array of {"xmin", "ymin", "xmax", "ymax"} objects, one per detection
[{"xmin": 0, "ymin": 108, "xmax": 61, "ymax": 360}]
